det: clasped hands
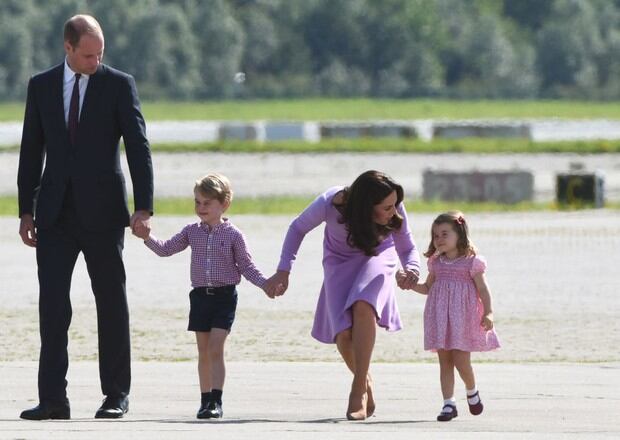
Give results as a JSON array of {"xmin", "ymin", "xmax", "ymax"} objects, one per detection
[
  {"xmin": 130, "ymin": 210, "xmax": 151, "ymax": 240},
  {"xmin": 396, "ymin": 268, "xmax": 419, "ymax": 290},
  {"xmin": 262, "ymin": 270, "xmax": 289, "ymax": 299}
]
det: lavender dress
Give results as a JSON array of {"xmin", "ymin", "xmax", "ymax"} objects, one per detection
[{"xmin": 278, "ymin": 187, "xmax": 420, "ymax": 343}]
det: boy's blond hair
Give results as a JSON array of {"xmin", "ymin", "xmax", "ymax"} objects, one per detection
[{"xmin": 194, "ymin": 173, "xmax": 233, "ymax": 205}]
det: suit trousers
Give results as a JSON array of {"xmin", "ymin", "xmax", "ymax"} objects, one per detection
[{"xmin": 35, "ymin": 187, "xmax": 130, "ymax": 402}]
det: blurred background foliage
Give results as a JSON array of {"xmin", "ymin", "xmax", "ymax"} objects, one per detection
[{"xmin": 0, "ymin": 0, "xmax": 619, "ymax": 100}]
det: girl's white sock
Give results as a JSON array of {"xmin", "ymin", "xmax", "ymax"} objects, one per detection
[
  {"xmin": 442, "ymin": 397, "xmax": 456, "ymax": 412},
  {"xmin": 466, "ymin": 387, "xmax": 480, "ymax": 405}
]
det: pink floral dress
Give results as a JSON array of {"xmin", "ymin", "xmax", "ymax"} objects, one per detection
[{"xmin": 423, "ymin": 254, "xmax": 500, "ymax": 352}]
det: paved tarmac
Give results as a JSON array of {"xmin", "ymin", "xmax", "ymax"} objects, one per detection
[
  {"xmin": 2, "ymin": 179, "xmax": 619, "ymax": 439},
  {"xmin": 1, "ymin": 151, "xmax": 620, "ymax": 201},
  {"xmin": 1, "ymin": 361, "xmax": 619, "ymax": 439}
]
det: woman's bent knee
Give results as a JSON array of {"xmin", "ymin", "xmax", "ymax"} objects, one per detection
[
  {"xmin": 336, "ymin": 328, "xmax": 353, "ymax": 344},
  {"xmin": 351, "ymin": 300, "xmax": 375, "ymax": 316}
]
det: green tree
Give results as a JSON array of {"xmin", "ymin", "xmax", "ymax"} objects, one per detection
[
  {"xmin": 437, "ymin": 0, "xmax": 538, "ymax": 98},
  {"xmin": 125, "ymin": 2, "xmax": 199, "ymax": 99},
  {"xmin": 364, "ymin": 0, "xmax": 447, "ymax": 97},
  {"xmin": 302, "ymin": 0, "xmax": 368, "ymax": 72},
  {"xmin": 191, "ymin": 0, "xmax": 244, "ymax": 98},
  {"xmin": 0, "ymin": 0, "xmax": 618, "ymax": 100},
  {"xmin": 536, "ymin": 0, "xmax": 605, "ymax": 97},
  {"xmin": 503, "ymin": 0, "xmax": 555, "ymax": 31},
  {"xmin": 0, "ymin": 0, "xmax": 37, "ymax": 98}
]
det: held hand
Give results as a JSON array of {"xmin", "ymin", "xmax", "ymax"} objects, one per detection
[
  {"xmin": 273, "ymin": 270, "xmax": 289, "ymax": 297},
  {"xmin": 130, "ymin": 210, "xmax": 151, "ymax": 234},
  {"xmin": 264, "ymin": 270, "xmax": 289, "ymax": 298},
  {"xmin": 395, "ymin": 269, "xmax": 407, "ymax": 289},
  {"xmin": 132, "ymin": 221, "xmax": 151, "ymax": 240},
  {"xmin": 481, "ymin": 312, "xmax": 494, "ymax": 331},
  {"xmin": 261, "ymin": 284, "xmax": 283, "ymax": 299},
  {"xmin": 19, "ymin": 214, "xmax": 37, "ymax": 247},
  {"xmin": 396, "ymin": 268, "xmax": 419, "ymax": 290}
]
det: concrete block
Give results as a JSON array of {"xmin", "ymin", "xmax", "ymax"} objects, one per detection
[
  {"xmin": 423, "ymin": 169, "xmax": 534, "ymax": 203},
  {"xmin": 218, "ymin": 123, "xmax": 258, "ymax": 141},
  {"xmin": 556, "ymin": 172, "xmax": 605, "ymax": 208},
  {"xmin": 433, "ymin": 123, "xmax": 532, "ymax": 139},
  {"xmin": 320, "ymin": 122, "xmax": 417, "ymax": 139}
]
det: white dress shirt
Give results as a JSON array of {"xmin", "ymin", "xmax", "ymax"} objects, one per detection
[{"xmin": 63, "ymin": 59, "xmax": 90, "ymax": 126}]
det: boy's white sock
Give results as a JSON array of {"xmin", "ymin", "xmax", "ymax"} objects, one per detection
[{"xmin": 466, "ymin": 387, "xmax": 480, "ymax": 405}]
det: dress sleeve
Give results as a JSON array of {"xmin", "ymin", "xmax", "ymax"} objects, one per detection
[
  {"xmin": 470, "ymin": 255, "xmax": 487, "ymax": 277},
  {"xmin": 427, "ymin": 255, "xmax": 436, "ymax": 274},
  {"xmin": 277, "ymin": 189, "xmax": 331, "ymax": 272},
  {"xmin": 392, "ymin": 202, "xmax": 421, "ymax": 273}
]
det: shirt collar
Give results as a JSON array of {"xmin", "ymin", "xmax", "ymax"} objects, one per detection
[
  {"xmin": 64, "ymin": 58, "xmax": 90, "ymax": 84},
  {"xmin": 199, "ymin": 218, "xmax": 230, "ymax": 233}
]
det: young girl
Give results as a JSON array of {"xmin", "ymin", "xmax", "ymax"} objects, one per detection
[
  {"xmin": 133, "ymin": 173, "xmax": 272, "ymax": 419},
  {"xmin": 405, "ymin": 211, "xmax": 500, "ymax": 421}
]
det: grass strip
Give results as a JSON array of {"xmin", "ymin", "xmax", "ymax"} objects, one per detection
[
  {"xmin": 148, "ymin": 138, "xmax": 620, "ymax": 154},
  {"xmin": 3, "ymin": 138, "xmax": 619, "ymax": 154},
  {"xmin": 3, "ymin": 99, "xmax": 620, "ymax": 121},
  {"xmin": 2, "ymin": 195, "xmax": 617, "ymax": 217}
]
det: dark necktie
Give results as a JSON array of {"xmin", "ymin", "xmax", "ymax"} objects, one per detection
[{"xmin": 68, "ymin": 73, "xmax": 81, "ymax": 146}]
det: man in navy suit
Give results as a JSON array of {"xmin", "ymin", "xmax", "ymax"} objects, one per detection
[{"xmin": 17, "ymin": 14, "xmax": 153, "ymax": 420}]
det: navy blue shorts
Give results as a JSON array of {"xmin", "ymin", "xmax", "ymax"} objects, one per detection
[{"xmin": 188, "ymin": 286, "xmax": 238, "ymax": 332}]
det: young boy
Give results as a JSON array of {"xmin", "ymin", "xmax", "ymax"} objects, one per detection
[{"xmin": 134, "ymin": 173, "xmax": 274, "ymax": 419}]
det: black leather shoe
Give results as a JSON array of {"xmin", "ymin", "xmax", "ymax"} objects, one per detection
[
  {"xmin": 197, "ymin": 401, "xmax": 211, "ymax": 419},
  {"xmin": 94, "ymin": 395, "xmax": 129, "ymax": 419},
  {"xmin": 20, "ymin": 401, "xmax": 71, "ymax": 420},
  {"xmin": 206, "ymin": 400, "xmax": 223, "ymax": 419}
]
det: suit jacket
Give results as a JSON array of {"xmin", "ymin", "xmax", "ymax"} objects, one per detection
[{"xmin": 17, "ymin": 63, "xmax": 153, "ymax": 230}]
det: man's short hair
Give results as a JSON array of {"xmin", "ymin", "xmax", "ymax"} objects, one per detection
[{"xmin": 63, "ymin": 14, "xmax": 103, "ymax": 48}]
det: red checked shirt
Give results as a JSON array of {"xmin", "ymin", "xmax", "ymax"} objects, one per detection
[{"xmin": 144, "ymin": 219, "xmax": 267, "ymax": 289}]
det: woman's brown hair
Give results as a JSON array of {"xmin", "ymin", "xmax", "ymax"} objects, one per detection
[
  {"xmin": 423, "ymin": 211, "xmax": 476, "ymax": 258},
  {"xmin": 334, "ymin": 170, "xmax": 404, "ymax": 256}
]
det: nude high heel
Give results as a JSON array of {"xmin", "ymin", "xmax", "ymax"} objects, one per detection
[
  {"xmin": 366, "ymin": 374, "xmax": 375, "ymax": 417},
  {"xmin": 346, "ymin": 391, "xmax": 368, "ymax": 421}
]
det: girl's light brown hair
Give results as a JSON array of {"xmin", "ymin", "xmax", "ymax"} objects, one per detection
[
  {"xmin": 423, "ymin": 211, "xmax": 476, "ymax": 258},
  {"xmin": 194, "ymin": 173, "xmax": 233, "ymax": 205}
]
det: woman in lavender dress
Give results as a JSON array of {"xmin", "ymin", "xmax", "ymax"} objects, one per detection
[{"xmin": 265, "ymin": 170, "xmax": 421, "ymax": 420}]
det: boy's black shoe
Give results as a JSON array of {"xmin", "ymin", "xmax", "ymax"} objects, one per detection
[
  {"xmin": 206, "ymin": 400, "xmax": 223, "ymax": 419},
  {"xmin": 197, "ymin": 401, "xmax": 211, "ymax": 419}
]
